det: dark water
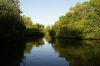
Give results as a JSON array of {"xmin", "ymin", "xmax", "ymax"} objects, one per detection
[{"xmin": 1, "ymin": 38, "xmax": 100, "ymax": 66}]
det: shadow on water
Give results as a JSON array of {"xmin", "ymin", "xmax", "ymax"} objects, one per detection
[
  {"xmin": 0, "ymin": 41, "xmax": 26, "ymax": 66},
  {"xmin": 48, "ymin": 38, "xmax": 100, "ymax": 66},
  {"xmin": 0, "ymin": 37, "xmax": 44, "ymax": 66}
]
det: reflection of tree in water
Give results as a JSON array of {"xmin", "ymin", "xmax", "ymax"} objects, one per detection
[
  {"xmin": 24, "ymin": 37, "xmax": 44, "ymax": 54},
  {"xmin": 44, "ymin": 35, "xmax": 56, "ymax": 44},
  {"xmin": 50, "ymin": 38, "xmax": 100, "ymax": 66},
  {"xmin": 44, "ymin": 34, "xmax": 51, "ymax": 42},
  {"xmin": 21, "ymin": 55, "xmax": 26, "ymax": 66},
  {"xmin": 0, "ymin": 41, "xmax": 26, "ymax": 66}
]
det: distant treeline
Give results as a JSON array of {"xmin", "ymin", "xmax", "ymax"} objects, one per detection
[
  {"xmin": 45, "ymin": 0, "xmax": 100, "ymax": 39},
  {"xmin": 0, "ymin": 0, "xmax": 44, "ymax": 41},
  {"xmin": 22, "ymin": 16, "xmax": 44, "ymax": 39}
]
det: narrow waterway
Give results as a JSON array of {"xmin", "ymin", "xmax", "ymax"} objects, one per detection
[
  {"xmin": 20, "ymin": 39, "xmax": 69, "ymax": 66},
  {"xmin": 1, "ymin": 38, "xmax": 100, "ymax": 66},
  {"xmin": 20, "ymin": 38, "xmax": 100, "ymax": 66}
]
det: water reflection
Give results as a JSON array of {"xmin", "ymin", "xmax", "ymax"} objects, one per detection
[
  {"xmin": 1, "ymin": 37, "xmax": 100, "ymax": 66},
  {"xmin": 0, "ymin": 41, "xmax": 26, "ymax": 66},
  {"xmin": 49, "ymin": 38, "xmax": 100, "ymax": 66},
  {"xmin": 23, "ymin": 38, "xmax": 69, "ymax": 66},
  {"xmin": 24, "ymin": 38, "xmax": 44, "ymax": 54}
]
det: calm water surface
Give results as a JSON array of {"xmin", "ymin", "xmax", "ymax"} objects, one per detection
[
  {"xmin": 20, "ymin": 39, "xmax": 69, "ymax": 66},
  {"xmin": 1, "ymin": 38, "xmax": 100, "ymax": 66}
]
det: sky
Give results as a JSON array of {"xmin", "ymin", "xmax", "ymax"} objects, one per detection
[{"xmin": 20, "ymin": 0, "xmax": 87, "ymax": 26}]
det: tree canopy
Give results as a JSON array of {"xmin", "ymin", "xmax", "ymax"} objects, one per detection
[
  {"xmin": 0, "ymin": 0, "xmax": 26, "ymax": 40},
  {"xmin": 46, "ymin": 0, "xmax": 100, "ymax": 39},
  {"xmin": 0, "ymin": 0, "xmax": 45, "ymax": 40}
]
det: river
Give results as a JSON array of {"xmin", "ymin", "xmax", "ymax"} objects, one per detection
[{"xmin": 1, "ymin": 38, "xmax": 100, "ymax": 66}]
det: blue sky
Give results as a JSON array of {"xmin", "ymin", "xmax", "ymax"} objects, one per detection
[{"xmin": 20, "ymin": 0, "xmax": 87, "ymax": 26}]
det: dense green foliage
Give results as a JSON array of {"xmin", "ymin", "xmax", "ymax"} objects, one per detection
[
  {"xmin": 0, "ymin": 0, "xmax": 44, "ymax": 40},
  {"xmin": 23, "ymin": 16, "xmax": 44, "ymax": 37},
  {"xmin": 0, "ymin": 0, "xmax": 26, "ymax": 40},
  {"xmin": 47, "ymin": 0, "xmax": 100, "ymax": 39}
]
